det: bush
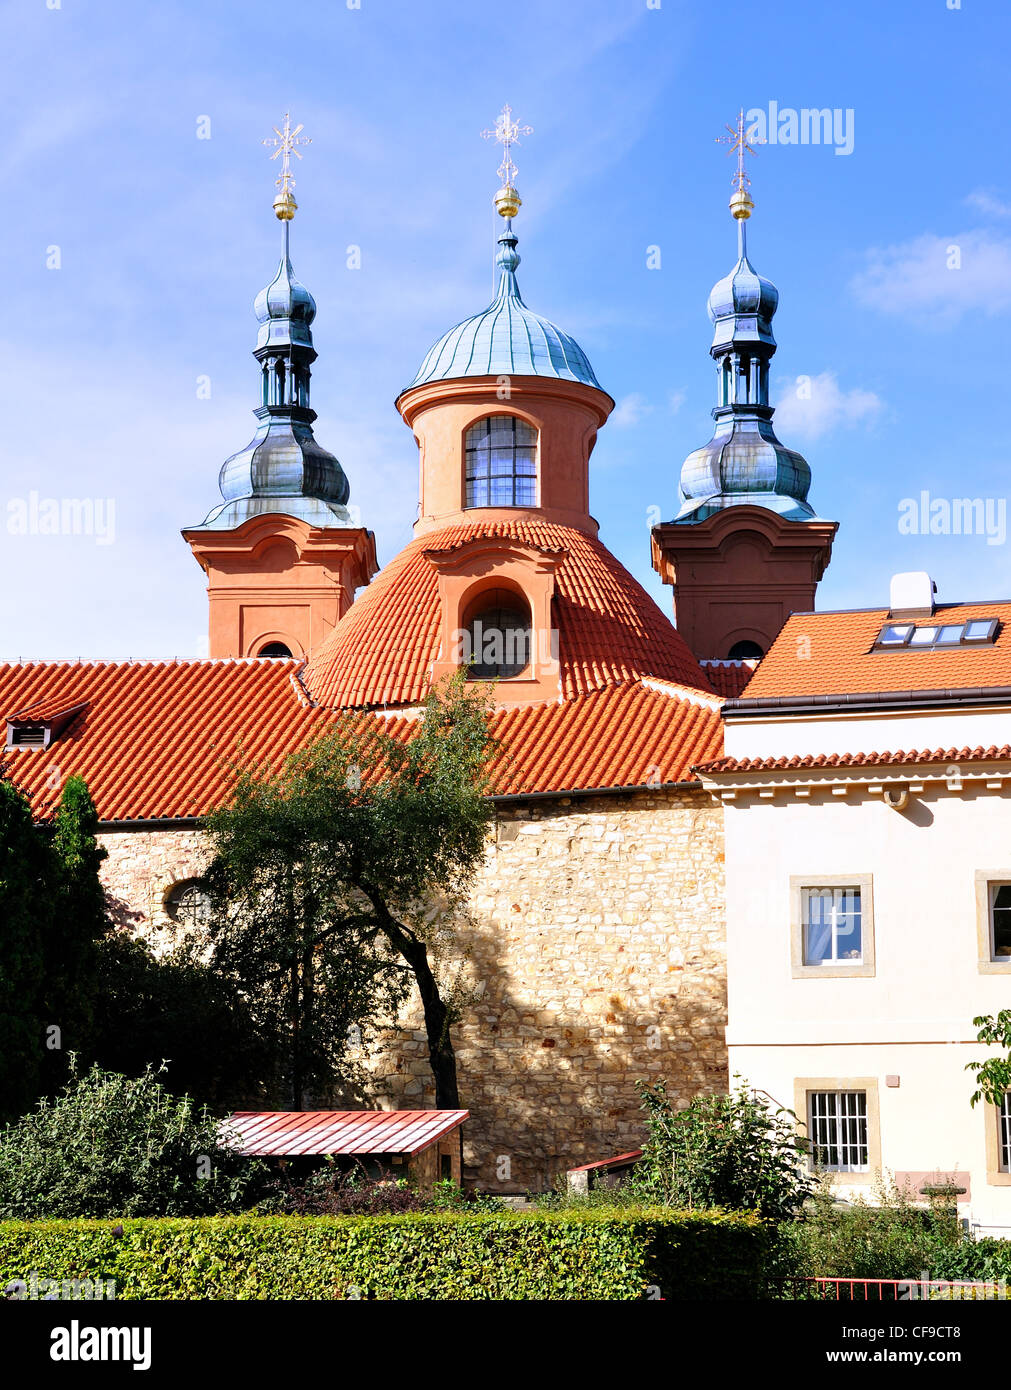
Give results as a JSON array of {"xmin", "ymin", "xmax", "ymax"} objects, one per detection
[
  {"xmin": 634, "ymin": 1077, "xmax": 815, "ymax": 1220},
  {"xmin": 0, "ymin": 1063, "xmax": 262, "ymax": 1219},
  {"xmin": 785, "ymin": 1175, "xmax": 966, "ymax": 1283},
  {"xmin": 0, "ymin": 1208, "xmax": 782, "ymax": 1300}
]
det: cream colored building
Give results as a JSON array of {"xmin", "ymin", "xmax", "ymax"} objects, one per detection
[{"xmin": 700, "ymin": 574, "xmax": 1011, "ymax": 1233}]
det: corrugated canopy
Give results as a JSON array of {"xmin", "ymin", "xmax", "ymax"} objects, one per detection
[{"xmin": 224, "ymin": 1109, "xmax": 469, "ymax": 1156}]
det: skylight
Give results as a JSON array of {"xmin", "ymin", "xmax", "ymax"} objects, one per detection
[{"xmin": 873, "ymin": 618, "xmax": 999, "ymax": 650}]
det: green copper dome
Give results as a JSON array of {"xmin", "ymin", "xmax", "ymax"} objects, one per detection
[{"xmin": 405, "ymin": 223, "xmax": 601, "ymax": 392}]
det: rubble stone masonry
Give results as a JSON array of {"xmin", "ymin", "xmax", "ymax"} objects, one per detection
[{"xmin": 99, "ymin": 786, "xmax": 727, "ymax": 1191}]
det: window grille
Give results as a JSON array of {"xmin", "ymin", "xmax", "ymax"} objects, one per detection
[
  {"xmin": 464, "ymin": 417, "xmax": 536, "ymax": 508},
  {"xmin": 808, "ymin": 1091, "xmax": 869, "ymax": 1171},
  {"xmin": 166, "ymin": 881, "xmax": 211, "ymax": 928}
]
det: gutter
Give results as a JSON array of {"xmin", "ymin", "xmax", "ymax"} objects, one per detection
[
  {"xmin": 722, "ymin": 685, "xmax": 1011, "ymax": 719},
  {"xmin": 95, "ymin": 779, "xmax": 705, "ymax": 829}
]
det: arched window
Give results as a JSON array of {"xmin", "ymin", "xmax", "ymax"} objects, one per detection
[
  {"xmin": 464, "ymin": 417, "xmax": 537, "ymax": 508},
  {"xmin": 165, "ymin": 880, "xmax": 211, "ymax": 928},
  {"xmin": 728, "ymin": 639, "xmax": 763, "ymax": 660},
  {"xmin": 463, "ymin": 590, "xmax": 531, "ymax": 680},
  {"xmin": 258, "ymin": 641, "xmax": 293, "ymax": 657}
]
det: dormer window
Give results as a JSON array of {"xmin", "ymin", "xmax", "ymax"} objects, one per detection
[
  {"xmin": 5, "ymin": 701, "xmax": 86, "ymax": 751},
  {"xmin": 464, "ymin": 417, "xmax": 537, "ymax": 508},
  {"xmin": 462, "ymin": 590, "xmax": 532, "ymax": 680}
]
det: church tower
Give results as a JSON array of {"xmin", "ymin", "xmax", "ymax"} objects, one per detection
[
  {"xmin": 651, "ymin": 112, "xmax": 836, "ymax": 661},
  {"xmin": 183, "ymin": 114, "xmax": 377, "ymax": 659}
]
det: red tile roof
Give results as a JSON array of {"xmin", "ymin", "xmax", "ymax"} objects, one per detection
[
  {"xmin": 226, "ymin": 1109, "xmax": 468, "ymax": 1157},
  {"xmin": 485, "ymin": 682, "xmax": 723, "ymax": 795},
  {"xmin": 699, "ymin": 660, "xmax": 757, "ymax": 698},
  {"xmin": 0, "ymin": 659, "xmax": 323, "ymax": 821},
  {"xmin": 698, "ymin": 746, "xmax": 1011, "ymax": 774},
  {"xmin": 303, "ymin": 519, "xmax": 713, "ymax": 709},
  {"xmin": 0, "ymin": 660, "xmax": 724, "ymax": 822},
  {"xmin": 741, "ymin": 602, "xmax": 1011, "ymax": 702}
]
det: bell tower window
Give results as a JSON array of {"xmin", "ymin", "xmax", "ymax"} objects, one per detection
[{"xmin": 464, "ymin": 417, "xmax": 537, "ymax": 509}]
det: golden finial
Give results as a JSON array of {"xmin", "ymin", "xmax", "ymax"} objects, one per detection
[
  {"xmin": 717, "ymin": 108, "xmax": 765, "ymax": 220},
  {"xmin": 262, "ymin": 112, "xmax": 311, "ymax": 221},
  {"xmin": 481, "ymin": 104, "xmax": 532, "ymax": 219}
]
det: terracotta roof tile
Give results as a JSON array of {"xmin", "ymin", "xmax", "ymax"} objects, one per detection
[
  {"xmin": 742, "ymin": 602, "xmax": 1011, "ymax": 701},
  {"xmin": 0, "ymin": 662, "xmax": 724, "ymax": 823},
  {"xmin": 0, "ymin": 659, "xmax": 322, "ymax": 821},
  {"xmin": 698, "ymin": 746, "xmax": 1011, "ymax": 774},
  {"xmin": 303, "ymin": 519, "xmax": 713, "ymax": 708},
  {"xmin": 699, "ymin": 660, "xmax": 757, "ymax": 698}
]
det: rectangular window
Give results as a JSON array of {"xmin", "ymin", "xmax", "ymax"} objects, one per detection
[
  {"xmin": 802, "ymin": 886, "xmax": 863, "ymax": 965},
  {"xmin": 808, "ymin": 1091, "xmax": 869, "ymax": 1171},
  {"xmin": 989, "ymin": 884, "xmax": 1011, "ymax": 961},
  {"xmin": 1001, "ymin": 1095, "xmax": 1011, "ymax": 1173}
]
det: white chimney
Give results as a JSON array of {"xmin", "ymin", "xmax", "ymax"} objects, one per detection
[{"xmin": 889, "ymin": 571, "xmax": 937, "ymax": 617}]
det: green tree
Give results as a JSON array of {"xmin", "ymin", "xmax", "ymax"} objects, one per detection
[
  {"xmin": 205, "ymin": 672, "xmax": 495, "ymax": 1110},
  {"xmin": 966, "ymin": 1011, "xmax": 1011, "ymax": 1106},
  {"xmin": 90, "ymin": 935, "xmax": 271, "ymax": 1110},
  {"xmin": 632, "ymin": 1077, "xmax": 815, "ymax": 1220},
  {"xmin": 0, "ymin": 1060, "xmax": 262, "ymax": 1218},
  {"xmin": 40, "ymin": 776, "xmax": 110, "ymax": 1081},
  {"xmin": 0, "ymin": 775, "xmax": 49, "ymax": 1117}
]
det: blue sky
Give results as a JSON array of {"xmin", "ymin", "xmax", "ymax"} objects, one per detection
[{"xmin": 3, "ymin": 0, "xmax": 1009, "ymax": 658}]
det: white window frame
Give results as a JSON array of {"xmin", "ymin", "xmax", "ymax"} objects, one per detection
[{"xmin": 790, "ymin": 874, "xmax": 875, "ymax": 979}]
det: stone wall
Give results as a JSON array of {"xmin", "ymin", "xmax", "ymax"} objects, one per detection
[{"xmin": 98, "ymin": 786, "xmax": 727, "ymax": 1192}]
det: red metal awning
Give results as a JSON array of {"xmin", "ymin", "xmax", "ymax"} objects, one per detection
[{"xmin": 224, "ymin": 1109, "xmax": 469, "ymax": 1157}]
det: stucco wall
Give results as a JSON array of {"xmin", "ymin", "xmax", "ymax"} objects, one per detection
[{"xmin": 99, "ymin": 786, "xmax": 728, "ymax": 1192}]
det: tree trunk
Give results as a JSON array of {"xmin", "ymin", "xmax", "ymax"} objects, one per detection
[{"xmin": 374, "ymin": 909, "xmax": 459, "ymax": 1110}]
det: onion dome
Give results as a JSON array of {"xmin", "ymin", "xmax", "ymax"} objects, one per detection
[
  {"xmin": 673, "ymin": 205, "xmax": 821, "ymax": 524},
  {"xmin": 405, "ymin": 221, "xmax": 601, "ymax": 392},
  {"xmin": 188, "ymin": 214, "xmax": 354, "ymax": 532}
]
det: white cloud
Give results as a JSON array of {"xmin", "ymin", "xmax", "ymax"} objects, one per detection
[
  {"xmin": 773, "ymin": 372, "xmax": 882, "ymax": 442},
  {"xmin": 850, "ymin": 230, "xmax": 1011, "ymax": 323},
  {"xmin": 668, "ymin": 388, "xmax": 686, "ymax": 414},
  {"xmin": 610, "ymin": 392, "xmax": 653, "ymax": 428},
  {"xmin": 965, "ymin": 188, "xmax": 1011, "ymax": 219}
]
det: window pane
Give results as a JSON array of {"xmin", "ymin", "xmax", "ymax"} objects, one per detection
[
  {"xmin": 992, "ymin": 884, "xmax": 1011, "ymax": 959},
  {"xmin": 909, "ymin": 626, "xmax": 938, "ymax": 646},
  {"xmin": 802, "ymin": 887, "xmax": 862, "ymax": 964},
  {"xmin": 936, "ymin": 625, "xmax": 964, "ymax": 645},
  {"xmin": 877, "ymin": 624, "xmax": 913, "ymax": 646},
  {"xmin": 464, "ymin": 417, "xmax": 537, "ymax": 510}
]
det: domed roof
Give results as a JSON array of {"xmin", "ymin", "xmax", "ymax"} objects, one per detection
[
  {"xmin": 707, "ymin": 251, "xmax": 778, "ymax": 353},
  {"xmin": 677, "ymin": 415, "xmax": 815, "ymax": 523},
  {"xmin": 302, "ymin": 518, "xmax": 712, "ymax": 709},
  {"xmin": 404, "ymin": 226, "xmax": 601, "ymax": 393}
]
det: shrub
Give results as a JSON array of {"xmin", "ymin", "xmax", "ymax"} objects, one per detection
[
  {"xmin": 0, "ymin": 1062, "xmax": 263, "ymax": 1219},
  {"xmin": 0, "ymin": 1208, "xmax": 781, "ymax": 1300},
  {"xmin": 785, "ymin": 1175, "xmax": 965, "ymax": 1283},
  {"xmin": 634, "ymin": 1077, "xmax": 815, "ymax": 1220}
]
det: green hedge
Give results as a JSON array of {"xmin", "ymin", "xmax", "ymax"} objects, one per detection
[{"xmin": 0, "ymin": 1207, "xmax": 780, "ymax": 1300}]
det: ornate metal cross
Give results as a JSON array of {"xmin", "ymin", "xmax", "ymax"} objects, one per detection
[
  {"xmin": 717, "ymin": 108, "xmax": 764, "ymax": 192},
  {"xmin": 481, "ymin": 104, "xmax": 533, "ymax": 188},
  {"xmin": 263, "ymin": 112, "xmax": 311, "ymax": 200}
]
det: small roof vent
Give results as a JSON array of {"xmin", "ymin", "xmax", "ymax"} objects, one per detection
[{"xmin": 889, "ymin": 571, "xmax": 936, "ymax": 618}]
